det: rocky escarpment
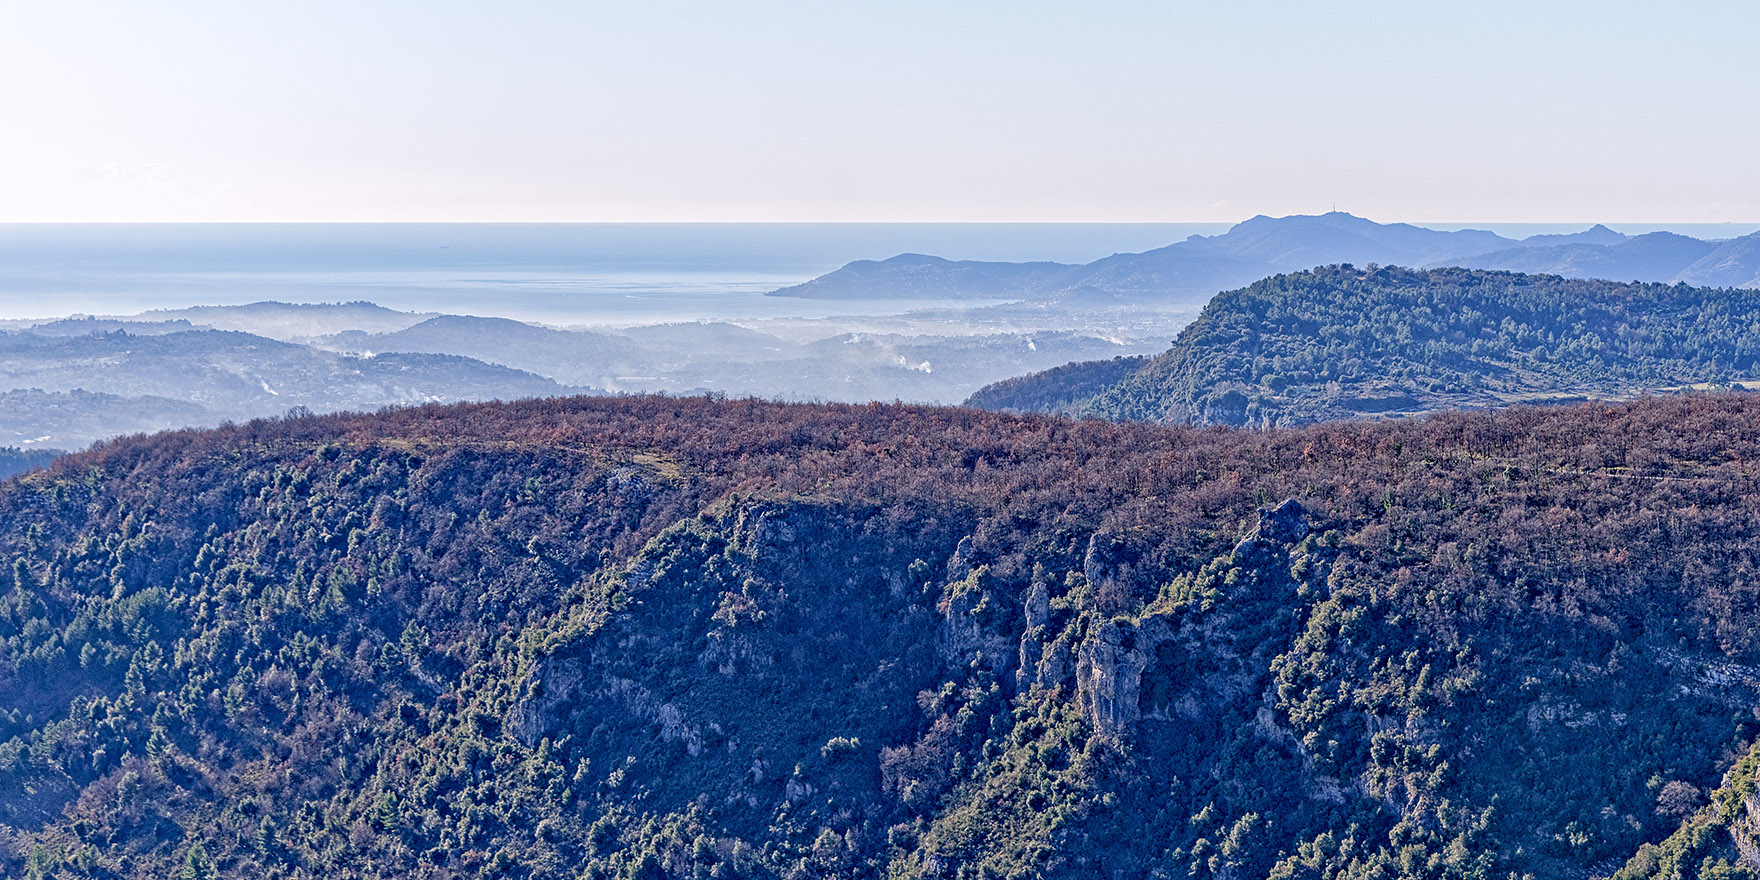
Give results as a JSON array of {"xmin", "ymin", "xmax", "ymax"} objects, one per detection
[
  {"xmin": 1063, "ymin": 500, "xmax": 1314, "ymax": 742},
  {"xmin": 1736, "ymin": 787, "xmax": 1760, "ymax": 870},
  {"xmin": 1613, "ymin": 741, "xmax": 1760, "ymax": 878},
  {"xmin": 508, "ymin": 492, "xmax": 1353, "ymax": 856},
  {"xmin": 509, "ymin": 487, "xmax": 1760, "ymax": 880}
]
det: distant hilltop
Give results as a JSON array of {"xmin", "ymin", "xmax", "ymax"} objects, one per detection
[
  {"xmin": 968, "ymin": 264, "xmax": 1760, "ymax": 426},
  {"xmin": 771, "ymin": 212, "xmax": 1760, "ymax": 305}
]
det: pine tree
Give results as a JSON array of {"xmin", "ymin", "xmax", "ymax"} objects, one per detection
[{"xmin": 180, "ymin": 840, "xmax": 217, "ymax": 880}]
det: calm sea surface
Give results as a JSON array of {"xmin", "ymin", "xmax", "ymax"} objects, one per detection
[
  {"xmin": 0, "ymin": 223, "xmax": 1228, "ymax": 326},
  {"xmin": 3, "ymin": 222, "xmax": 1754, "ymax": 326}
]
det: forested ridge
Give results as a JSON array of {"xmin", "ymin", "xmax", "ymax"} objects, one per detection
[
  {"xmin": 5, "ymin": 394, "xmax": 1760, "ymax": 878},
  {"xmin": 0, "ymin": 447, "xmax": 58, "ymax": 481},
  {"xmin": 968, "ymin": 265, "xmax": 1760, "ymax": 425}
]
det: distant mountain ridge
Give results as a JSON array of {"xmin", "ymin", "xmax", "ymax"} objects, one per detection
[
  {"xmin": 1444, "ymin": 232, "xmax": 1721, "ymax": 284},
  {"xmin": 773, "ymin": 212, "xmax": 1760, "ymax": 303}
]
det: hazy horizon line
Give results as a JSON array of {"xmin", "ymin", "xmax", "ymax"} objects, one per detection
[{"xmin": 3, "ymin": 216, "xmax": 1759, "ymax": 227}]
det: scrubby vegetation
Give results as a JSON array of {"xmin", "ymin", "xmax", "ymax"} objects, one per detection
[
  {"xmin": 969, "ymin": 265, "xmax": 1760, "ymax": 426},
  {"xmin": 5, "ymin": 393, "xmax": 1760, "ymax": 878}
]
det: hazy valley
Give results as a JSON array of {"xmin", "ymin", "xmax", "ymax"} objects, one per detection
[
  {"xmin": 9, "ymin": 213, "xmax": 1760, "ymax": 454},
  {"xmin": 0, "ymin": 309, "xmax": 1161, "ymax": 451}
]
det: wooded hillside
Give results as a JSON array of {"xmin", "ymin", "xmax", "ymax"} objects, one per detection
[
  {"xmin": 970, "ymin": 266, "xmax": 1760, "ymax": 426},
  {"xmin": 4, "ymin": 394, "xmax": 1760, "ymax": 878}
]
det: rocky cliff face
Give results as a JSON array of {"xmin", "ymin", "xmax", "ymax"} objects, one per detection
[
  {"xmin": 1074, "ymin": 614, "xmax": 1174, "ymax": 739},
  {"xmin": 1062, "ymin": 500, "xmax": 1313, "ymax": 743},
  {"xmin": 509, "ymin": 494, "xmax": 1342, "ymax": 856},
  {"xmin": 1734, "ymin": 789, "xmax": 1760, "ymax": 870},
  {"xmin": 494, "ymin": 486, "xmax": 1760, "ymax": 879}
]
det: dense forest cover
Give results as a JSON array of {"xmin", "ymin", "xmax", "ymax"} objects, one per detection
[
  {"xmin": 0, "ymin": 447, "xmax": 60, "ymax": 481},
  {"xmin": 962, "ymin": 356, "xmax": 1150, "ymax": 417},
  {"xmin": 968, "ymin": 266, "xmax": 1760, "ymax": 426},
  {"xmin": 5, "ymin": 394, "xmax": 1760, "ymax": 879}
]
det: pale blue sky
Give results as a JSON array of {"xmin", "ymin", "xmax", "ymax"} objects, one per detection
[{"xmin": 2, "ymin": 1, "xmax": 1755, "ymax": 222}]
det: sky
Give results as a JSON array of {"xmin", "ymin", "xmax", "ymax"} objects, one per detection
[{"xmin": 2, "ymin": 1, "xmax": 1756, "ymax": 223}]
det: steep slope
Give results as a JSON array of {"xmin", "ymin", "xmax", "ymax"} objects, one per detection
[
  {"xmin": 1612, "ymin": 742, "xmax": 1760, "ymax": 879},
  {"xmin": 6, "ymin": 395, "xmax": 1760, "ymax": 878},
  {"xmin": 970, "ymin": 266, "xmax": 1760, "ymax": 427}
]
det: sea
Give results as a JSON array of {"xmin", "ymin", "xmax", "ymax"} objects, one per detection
[
  {"xmin": 2, "ymin": 221, "xmax": 1756, "ymax": 327},
  {"xmin": 0, "ymin": 223, "xmax": 1228, "ymax": 327}
]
